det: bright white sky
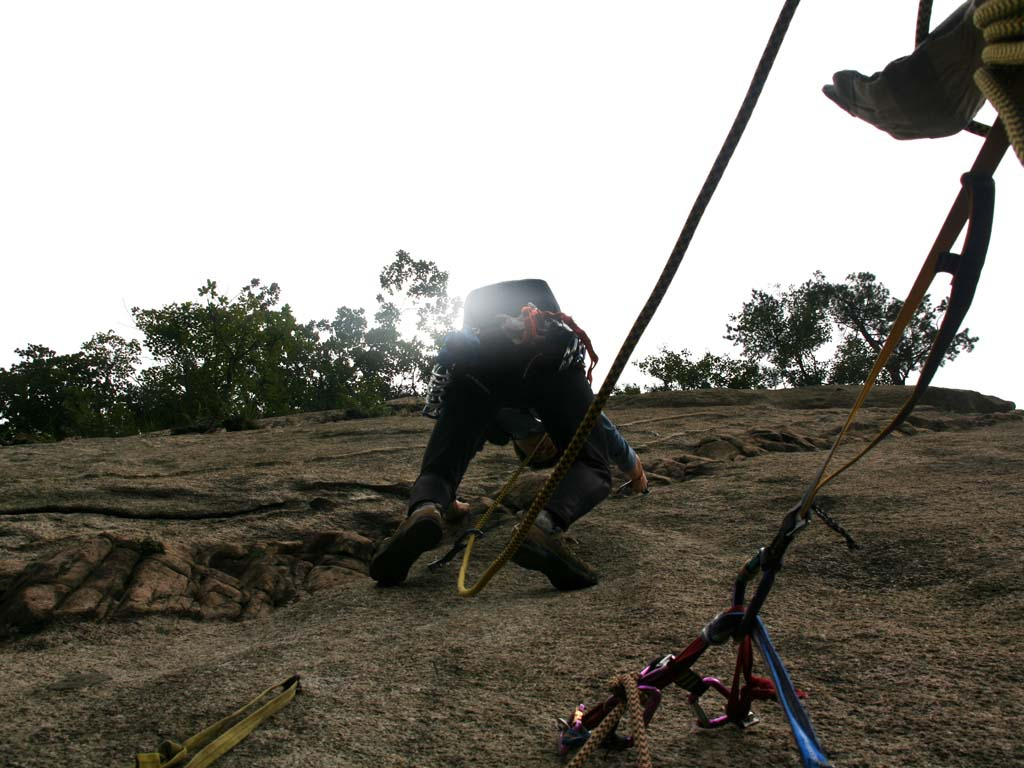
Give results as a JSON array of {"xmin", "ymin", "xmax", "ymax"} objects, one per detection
[{"xmin": 2, "ymin": 1, "xmax": 1021, "ymax": 406}]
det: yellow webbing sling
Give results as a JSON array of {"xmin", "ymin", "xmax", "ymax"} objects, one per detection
[{"xmin": 135, "ymin": 675, "xmax": 300, "ymax": 768}]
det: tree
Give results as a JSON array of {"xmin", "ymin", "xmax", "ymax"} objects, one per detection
[
  {"xmin": 2, "ymin": 252, "xmax": 463, "ymax": 440},
  {"xmin": 0, "ymin": 333, "xmax": 141, "ymax": 442},
  {"xmin": 725, "ymin": 275, "xmax": 833, "ymax": 387},
  {"xmin": 635, "ymin": 271, "xmax": 977, "ymax": 391},
  {"xmin": 132, "ymin": 279, "xmax": 320, "ymax": 426},
  {"xmin": 356, "ymin": 250, "xmax": 462, "ymax": 397},
  {"xmin": 824, "ymin": 272, "xmax": 977, "ymax": 385},
  {"xmin": 636, "ymin": 348, "xmax": 767, "ymax": 390}
]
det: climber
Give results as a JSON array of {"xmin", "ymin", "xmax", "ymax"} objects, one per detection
[{"xmin": 369, "ymin": 278, "xmax": 647, "ymax": 591}]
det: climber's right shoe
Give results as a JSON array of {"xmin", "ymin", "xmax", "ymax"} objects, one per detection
[
  {"xmin": 512, "ymin": 522, "xmax": 599, "ymax": 591},
  {"xmin": 369, "ymin": 504, "xmax": 444, "ymax": 586}
]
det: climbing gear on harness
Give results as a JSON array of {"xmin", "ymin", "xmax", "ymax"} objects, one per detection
[
  {"xmin": 455, "ymin": 0, "xmax": 803, "ymax": 598},
  {"xmin": 369, "ymin": 503, "xmax": 444, "ymax": 586},
  {"xmin": 556, "ymin": 588, "xmax": 829, "ymax": 768},
  {"xmin": 562, "ymin": 673, "xmax": 653, "ymax": 768},
  {"xmin": 422, "ymin": 364, "xmax": 453, "ymax": 419},
  {"xmin": 134, "ymin": 675, "xmax": 300, "ymax": 768}
]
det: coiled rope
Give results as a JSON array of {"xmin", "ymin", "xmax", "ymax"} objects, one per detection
[
  {"xmin": 974, "ymin": 0, "xmax": 1024, "ymax": 163},
  {"xmin": 457, "ymin": 0, "xmax": 803, "ymax": 596}
]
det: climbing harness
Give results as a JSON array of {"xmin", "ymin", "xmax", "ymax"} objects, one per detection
[
  {"xmin": 456, "ymin": 0, "xmax": 804, "ymax": 598},
  {"xmin": 135, "ymin": 675, "xmax": 300, "ymax": 768}
]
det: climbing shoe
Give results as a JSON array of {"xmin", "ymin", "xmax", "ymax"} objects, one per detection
[
  {"xmin": 512, "ymin": 522, "xmax": 599, "ymax": 591},
  {"xmin": 369, "ymin": 504, "xmax": 444, "ymax": 586}
]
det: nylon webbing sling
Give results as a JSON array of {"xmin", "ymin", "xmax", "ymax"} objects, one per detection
[{"xmin": 135, "ymin": 675, "xmax": 300, "ymax": 768}]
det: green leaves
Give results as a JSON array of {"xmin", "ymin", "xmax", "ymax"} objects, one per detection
[
  {"xmin": 1, "ymin": 251, "xmax": 460, "ymax": 442},
  {"xmin": 638, "ymin": 271, "xmax": 978, "ymax": 391},
  {"xmin": 0, "ymin": 334, "xmax": 141, "ymax": 442}
]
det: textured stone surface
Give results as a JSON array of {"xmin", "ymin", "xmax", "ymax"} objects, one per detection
[
  {"xmin": 0, "ymin": 386, "xmax": 1022, "ymax": 768},
  {"xmin": 0, "ymin": 532, "xmax": 374, "ymax": 636}
]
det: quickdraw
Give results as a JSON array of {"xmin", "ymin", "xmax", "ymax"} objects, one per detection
[{"xmin": 557, "ymin": 561, "xmax": 830, "ymax": 768}]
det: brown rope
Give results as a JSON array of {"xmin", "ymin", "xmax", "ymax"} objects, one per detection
[{"xmin": 566, "ymin": 673, "xmax": 652, "ymax": 768}]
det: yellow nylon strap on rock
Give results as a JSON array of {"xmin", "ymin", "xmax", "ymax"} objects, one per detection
[{"xmin": 134, "ymin": 675, "xmax": 300, "ymax": 768}]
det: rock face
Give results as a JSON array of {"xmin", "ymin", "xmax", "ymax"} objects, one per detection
[
  {"xmin": 1, "ymin": 385, "xmax": 1018, "ymax": 638},
  {"xmin": 0, "ymin": 386, "xmax": 1022, "ymax": 768},
  {"xmin": 0, "ymin": 532, "xmax": 373, "ymax": 635}
]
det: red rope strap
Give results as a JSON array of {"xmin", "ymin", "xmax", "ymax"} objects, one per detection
[{"xmin": 726, "ymin": 632, "xmax": 804, "ymax": 724}]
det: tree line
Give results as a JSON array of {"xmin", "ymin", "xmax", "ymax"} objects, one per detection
[
  {"xmin": 0, "ymin": 251, "xmax": 459, "ymax": 443},
  {"xmin": 636, "ymin": 271, "xmax": 976, "ymax": 391},
  {"xmin": 0, "ymin": 262, "xmax": 974, "ymax": 444}
]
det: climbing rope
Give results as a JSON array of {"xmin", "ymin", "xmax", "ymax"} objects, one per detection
[
  {"xmin": 457, "ymin": 0, "xmax": 804, "ymax": 597},
  {"xmin": 915, "ymin": 0, "xmax": 935, "ymax": 47},
  {"xmin": 566, "ymin": 673, "xmax": 652, "ymax": 768},
  {"xmin": 974, "ymin": 0, "xmax": 1024, "ymax": 163},
  {"xmin": 455, "ymin": 435, "xmax": 544, "ymax": 593}
]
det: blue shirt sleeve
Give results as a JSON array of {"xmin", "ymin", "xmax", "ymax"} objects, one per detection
[{"xmin": 600, "ymin": 413, "xmax": 637, "ymax": 474}]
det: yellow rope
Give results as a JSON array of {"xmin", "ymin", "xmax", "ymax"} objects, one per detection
[
  {"xmin": 974, "ymin": 0, "xmax": 1024, "ymax": 164},
  {"xmin": 457, "ymin": 438, "xmax": 544, "ymax": 595}
]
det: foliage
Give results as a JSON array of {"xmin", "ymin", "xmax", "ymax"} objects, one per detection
[
  {"xmin": 725, "ymin": 276, "xmax": 833, "ymax": 387},
  {"xmin": 1, "ymin": 250, "xmax": 460, "ymax": 443},
  {"xmin": 636, "ymin": 349, "xmax": 767, "ymax": 390},
  {"xmin": 132, "ymin": 279, "xmax": 321, "ymax": 427},
  {"xmin": 0, "ymin": 334, "xmax": 141, "ymax": 442},
  {"xmin": 637, "ymin": 271, "xmax": 977, "ymax": 391},
  {"xmin": 822, "ymin": 272, "xmax": 976, "ymax": 386},
  {"xmin": 374, "ymin": 249, "xmax": 462, "ymax": 392}
]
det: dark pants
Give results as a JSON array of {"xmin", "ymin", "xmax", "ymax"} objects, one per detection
[{"xmin": 407, "ymin": 334, "xmax": 611, "ymax": 530}]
